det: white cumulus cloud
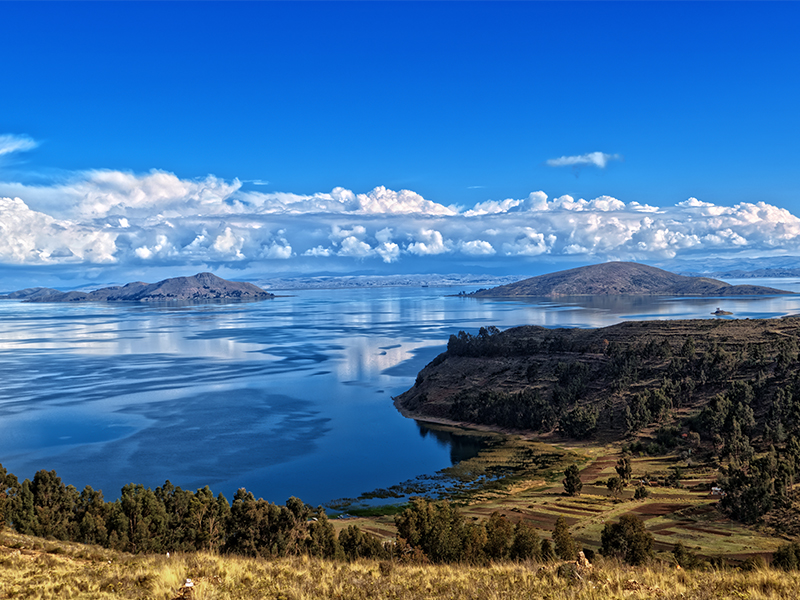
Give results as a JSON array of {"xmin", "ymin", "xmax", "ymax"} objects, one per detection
[
  {"xmin": 546, "ymin": 151, "xmax": 621, "ymax": 169},
  {"xmin": 3, "ymin": 166, "xmax": 800, "ymax": 272},
  {"xmin": 406, "ymin": 229, "xmax": 450, "ymax": 256},
  {"xmin": 459, "ymin": 240, "xmax": 496, "ymax": 256}
]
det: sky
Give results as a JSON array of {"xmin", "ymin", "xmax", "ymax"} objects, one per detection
[{"xmin": 1, "ymin": 1, "xmax": 800, "ymax": 288}]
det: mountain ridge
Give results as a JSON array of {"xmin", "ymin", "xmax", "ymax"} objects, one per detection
[
  {"xmin": 469, "ymin": 262, "xmax": 792, "ymax": 297},
  {"xmin": 4, "ymin": 273, "xmax": 274, "ymax": 303}
]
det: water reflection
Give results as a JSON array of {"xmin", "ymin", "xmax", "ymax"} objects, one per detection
[{"xmin": 416, "ymin": 422, "xmax": 489, "ymax": 465}]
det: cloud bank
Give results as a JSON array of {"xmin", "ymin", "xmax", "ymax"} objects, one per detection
[{"xmin": 1, "ymin": 168, "xmax": 799, "ymax": 273}]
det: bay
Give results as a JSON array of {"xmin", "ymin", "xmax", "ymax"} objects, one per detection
[{"xmin": 1, "ymin": 278, "xmax": 800, "ymax": 506}]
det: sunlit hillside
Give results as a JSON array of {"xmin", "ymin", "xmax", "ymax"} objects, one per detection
[{"xmin": 4, "ymin": 529, "xmax": 800, "ymax": 600}]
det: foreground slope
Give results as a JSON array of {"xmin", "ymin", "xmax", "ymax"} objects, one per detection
[
  {"xmin": 2, "ymin": 530, "xmax": 799, "ymax": 600},
  {"xmin": 469, "ymin": 262, "xmax": 791, "ymax": 297},
  {"xmin": 15, "ymin": 272, "xmax": 274, "ymax": 303}
]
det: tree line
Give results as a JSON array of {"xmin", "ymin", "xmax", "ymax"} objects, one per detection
[{"xmin": 0, "ymin": 463, "xmax": 654, "ymax": 565}]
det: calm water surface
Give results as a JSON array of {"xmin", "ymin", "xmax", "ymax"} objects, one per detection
[{"xmin": 2, "ymin": 279, "xmax": 800, "ymax": 505}]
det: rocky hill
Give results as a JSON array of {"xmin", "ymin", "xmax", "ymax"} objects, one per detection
[
  {"xmin": 13, "ymin": 273, "xmax": 274, "ymax": 303},
  {"xmin": 395, "ymin": 317, "xmax": 800, "ymax": 442},
  {"xmin": 469, "ymin": 262, "xmax": 791, "ymax": 297},
  {"xmin": 0, "ymin": 287, "xmax": 63, "ymax": 300}
]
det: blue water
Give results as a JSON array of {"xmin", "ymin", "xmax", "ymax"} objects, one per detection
[{"xmin": 2, "ymin": 280, "xmax": 800, "ymax": 505}]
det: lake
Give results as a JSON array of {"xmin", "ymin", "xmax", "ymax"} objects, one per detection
[{"xmin": 2, "ymin": 279, "xmax": 800, "ymax": 506}]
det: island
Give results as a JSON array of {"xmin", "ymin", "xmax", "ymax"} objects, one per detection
[
  {"xmin": 2, "ymin": 272, "xmax": 274, "ymax": 303},
  {"xmin": 467, "ymin": 261, "xmax": 792, "ymax": 297}
]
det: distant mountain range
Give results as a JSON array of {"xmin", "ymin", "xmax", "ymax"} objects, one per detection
[
  {"xmin": 1, "ymin": 273, "xmax": 274, "ymax": 303},
  {"xmin": 683, "ymin": 267, "xmax": 800, "ymax": 279},
  {"xmin": 469, "ymin": 262, "xmax": 793, "ymax": 298}
]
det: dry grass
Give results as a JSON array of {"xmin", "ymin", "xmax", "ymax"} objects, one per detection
[{"xmin": 3, "ymin": 529, "xmax": 800, "ymax": 600}]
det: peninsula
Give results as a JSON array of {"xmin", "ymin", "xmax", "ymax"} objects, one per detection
[
  {"xmin": 468, "ymin": 261, "xmax": 791, "ymax": 297},
  {"xmin": 5, "ymin": 272, "xmax": 274, "ymax": 303}
]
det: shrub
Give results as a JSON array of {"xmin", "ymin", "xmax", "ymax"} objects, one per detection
[{"xmin": 773, "ymin": 541, "xmax": 800, "ymax": 570}]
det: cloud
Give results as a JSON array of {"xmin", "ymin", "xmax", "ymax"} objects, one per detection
[
  {"xmin": 0, "ymin": 134, "xmax": 38, "ymax": 157},
  {"xmin": 459, "ymin": 240, "xmax": 496, "ymax": 256},
  {"xmin": 0, "ymin": 196, "xmax": 116, "ymax": 264},
  {"xmin": 406, "ymin": 229, "xmax": 450, "ymax": 256},
  {"xmin": 546, "ymin": 151, "xmax": 621, "ymax": 169},
  {"xmin": 3, "ymin": 166, "xmax": 800, "ymax": 272},
  {"xmin": 303, "ymin": 245, "xmax": 334, "ymax": 258},
  {"xmin": 502, "ymin": 230, "xmax": 557, "ymax": 256},
  {"xmin": 464, "ymin": 191, "xmax": 548, "ymax": 216}
]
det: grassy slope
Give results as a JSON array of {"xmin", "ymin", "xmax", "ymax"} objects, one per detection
[
  {"xmin": 3, "ymin": 529, "xmax": 800, "ymax": 600},
  {"xmin": 341, "ymin": 434, "xmax": 783, "ymax": 561}
]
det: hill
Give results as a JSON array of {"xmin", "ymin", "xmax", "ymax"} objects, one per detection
[
  {"xmin": 395, "ymin": 317, "xmax": 800, "ymax": 443},
  {"xmin": 12, "ymin": 273, "xmax": 274, "ymax": 303},
  {"xmin": 0, "ymin": 286, "xmax": 63, "ymax": 300},
  {"xmin": 469, "ymin": 262, "xmax": 791, "ymax": 297},
  {"xmin": 396, "ymin": 317, "xmax": 800, "ymax": 525}
]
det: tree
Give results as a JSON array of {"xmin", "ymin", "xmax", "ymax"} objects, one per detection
[
  {"xmin": 0, "ymin": 463, "xmax": 19, "ymax": 533},
  {"xmin": 680, "ymin": 337, "xmax": 695, "ymax": 359},
  {"xmin": 615, "ymin": 457, "xmax": 632, "ymax": 483},
  {"xmin": 29, "ymin": 469, "xmax": 79, "ymax": 540},
  {"xmin": 606, "ymin": 476, "xmax": 624, "ymax": 497},
  {"xmin": 115, "ymin": 483, "xmax": 168, "ymax": 554},
  {"xmin": 484, "ymin": 512, "xmax": 514, "ymax": 560},
  {"xmin": 224, "ymin": 490, "xmax": 311, "ymax": 558},
  {"xmin": 305, "ymin": 510, "xmax": 343, "ymax": 559},
  {"xmin": 600, "ymin": 514, "xmax": 653, "ymax": 565},
  {"xmin": 339, "ymin": 524, "xmax": 386, "ymax": 560},
  {"xmin": 552, "ymin": 516, "xmax": 576, "ymax": 560},
  {"xmin": 559, "ymin": 406, "xmax": 598, "ymax": 439},
  {"xmin": 562, "ymin": 465, "xmax": 583, "ymax": 497},
  {"xmin": 633, "ymin": 484, "xmax": 650, "ymax": 500},
  {"xmin": 509, "ymin": 521, "xmax": 540, "ymax": 561},
  {"xmin": 672, "ymin": 541, "xmax": 699, "ymax": 569},
  {"xmin": 74, "ymin": 485, "xmax": 108, "ymax": 545},
  {"xmin": 395, "ymin": 498, "xmax": 470, "ymax": 563}
]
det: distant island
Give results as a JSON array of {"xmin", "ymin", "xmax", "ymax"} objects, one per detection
[
  {"xmin": 468, "ymin": 262, "xmax": 792, "ymax": 297},
  {"xmin": 2, "ymin": 272, "xmax": 274, "ymax": 303}
]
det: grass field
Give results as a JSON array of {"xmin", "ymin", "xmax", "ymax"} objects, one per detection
[
  {"xmin": 331, "ymin": 427, "xmax": 786, "ymax": 564},
  {"xmin": 3, "ymin": 528, "xmax": 800, "ymax": 600}
]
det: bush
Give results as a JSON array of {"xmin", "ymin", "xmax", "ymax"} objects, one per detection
[{"xmin": 773, "ymin": 541, "xmax": 800, "ymax": 570}]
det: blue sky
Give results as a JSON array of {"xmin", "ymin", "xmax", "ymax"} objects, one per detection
[{"xmin": 2, "ymin": 2, "xmax": 800, "ymax": 287}]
